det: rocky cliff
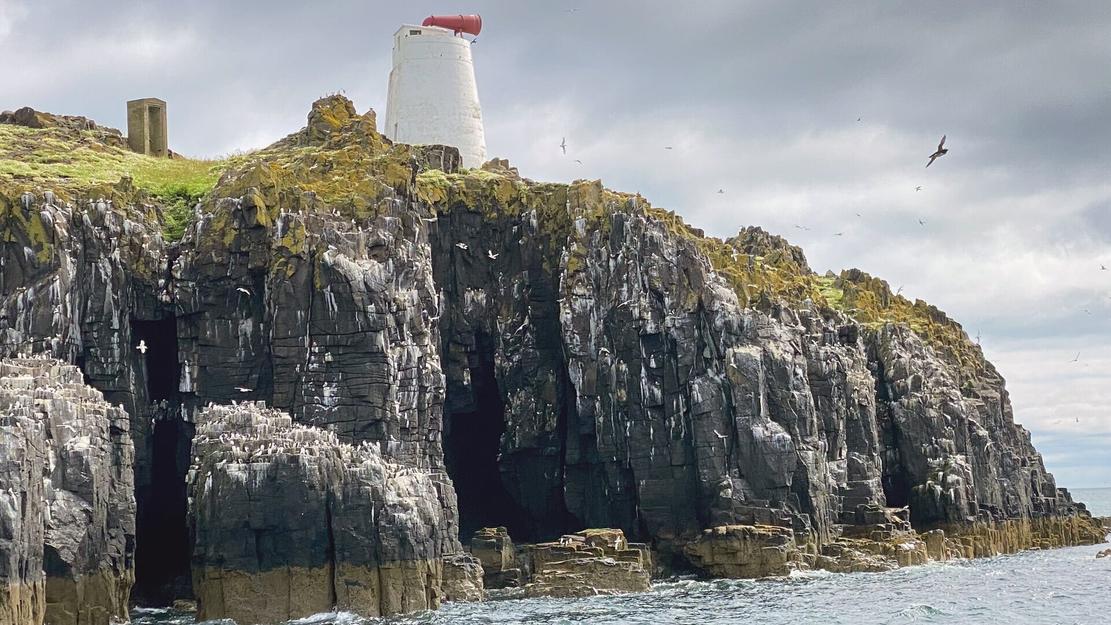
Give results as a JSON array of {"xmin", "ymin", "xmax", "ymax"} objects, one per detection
[
  {"xmin": 0, "ymin": 358, "xmax": 135, "ymax": 625},
  {"xmin": 0, "ymin": 97, "xmax": 1103, "ymax": 621},
  {"xmin": 188, "ymin": 402, "xmax": 456, "ymax": 624}
]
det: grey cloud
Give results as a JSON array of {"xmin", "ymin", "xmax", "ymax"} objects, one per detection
[{"xmin": 1077, "ymin": 201, "xmax": 1111, "ymax": 243}]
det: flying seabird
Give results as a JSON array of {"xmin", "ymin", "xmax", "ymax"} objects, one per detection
[
  {"xmin": 915, "ymin": 186, "xmax": 923, "ymax": 191},
  {"xmin": 560, "ymin": 137, "xmax": 567, "ymax": 155},
  {"xmin": 136, "ymin": 340, "xmax": 148, "ymax": 355},
  {"xmin": 575, "ymin": 159, "xmax": 583, "ymax": 164},
  {"xmin": 1101, "ymin": 264, "xmax": 1107, "ymax": 271},
  {"xmin": 235, "ymin": 387, "xmax": 252, "ymax": 393},
  {"xmin": 918, "ymin": 219, "xmax": 927, "ymax": 226},
  {"xmin": 926, "ymin": 135, "xmax": 948, "ymax": 167},
  {"xmin": 1071, "ymin": 352, "xmax": 1080, "ymax": 363},
  {"xmin": 236, "ymin": 287, "xmax": 251, "ymax": 296},
  {"xmin": 455, "ymin": 242, "xmax": 468, "ymax": 250},
  {"xmin": 487, "ymin": 250, "xmax": 499, "ymax": 260},
  {"xmin": 664, "ymin": 146, "xmax": 673, "ymax": 150},
  {"xmin": 717, "ymin": 189, "xmax": 725, "ymax": 194}
]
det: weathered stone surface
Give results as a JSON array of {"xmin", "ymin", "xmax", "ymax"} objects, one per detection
[
  {"xmin": 687, "ymin": 515, "xmax": 1105, "ymax": 579},
  {"xmin": 524, "ymin": 557, "xmax": 649, "ymax": 599},
  {"xmin": 941, "ymin": 516, "xmax": 1105, "ymax": 557},
  {"xmin": 523, "ymin": 529, "xmax": 650, "ymax": 598},
  {"xmin": 922, "ymin": 529, "xmax": 951, "ymax": 561},
  {"xmin": 0, "ymin": 366, "xmax": 46, "ymax": 625},
  {"xmin": 683, "ymin": 525, "xmax": 801, "ymax": 578},
  {"xmin": 870, "ymin": 324, "xmax": 1074, "ymax": 527},
  {"xmin": 441, "ymin": 554, "xmax": 484, "ymax": 602},
  {"xmin": 813, "ymin": 535, "xmax": 928, "ymax": 573},
  {"xmin": 469, "ymin": 527, "xmax": 522, "ymax": 588},
  {"xmin": 430, "ymin": 175, "xmax": 1104, "ymax": 569},
  {"xmin": 2, "ymin": 98, "xmax": 455, "ymax": 602},
  {"xmin": 188, "ymin": 402, "xmax": 459, "ymax": 624},
  {"xmin": 0, "ymin": 108, "xmax": 123, "ymax": 145},
  {"xmin": 0, "ymin": 358, "xmax": 135, "ymax": 625},
  {"xmin": 432, "ymin": 199, "xmax": 887, "ymax": 551},
  {"xmin": 471, "ymin": 527, "xmax": 514, "ymax": 572},
  {"xmin": 0, "ymin": 175, "xmax": 184, "ymax": 600}
]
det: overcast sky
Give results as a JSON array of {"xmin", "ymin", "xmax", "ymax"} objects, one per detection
[{"xmin": 2, "ymin": 1, "xmax": 1108, "ymax": 488}]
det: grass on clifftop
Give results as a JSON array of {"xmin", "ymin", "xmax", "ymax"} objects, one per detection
[
  {"xmin": 0, "ymin": 122, "xmax": 232, "ymax": 242},
  {"xmin": 0, "ymin": 124, "xmax": 227, "ymax": 240},
  {"xmin": 0, "ymin": 125, "xmax": 226, "ymax": 196}
]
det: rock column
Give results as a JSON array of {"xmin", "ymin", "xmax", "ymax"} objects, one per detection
[{"xmin": 0, "ymin": 358, "xmax": 136, "ymax": 625}]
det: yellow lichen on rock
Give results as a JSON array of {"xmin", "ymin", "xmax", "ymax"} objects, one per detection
[
  {"xmin": 0, "ymin": 579, "xmax": 45, "ymax": 625},
  {"xmin": 0, "ymin": 195, "xmax": 54, "ymax": 264},
  {"xmin": 43, "ymin": 569, "xmax": 133, "ymax": 625},
  {"xmin": 686, "ymin": 516, "xmax": 1105, "ymax": 580}
]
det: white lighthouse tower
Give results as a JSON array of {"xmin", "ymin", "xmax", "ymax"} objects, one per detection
[{"xmin": 385, "ymin": 15, "xmax": 488, "ymax": 168}]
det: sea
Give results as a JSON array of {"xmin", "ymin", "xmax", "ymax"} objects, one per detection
[{"xmin": 134, "ymin": 487, "xmax": 1111, "ymax": 625}]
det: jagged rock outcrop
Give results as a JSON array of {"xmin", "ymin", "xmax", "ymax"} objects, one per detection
[
  {"xmin": 0, "ymin": 141, "xmax": 182, "ymax": 600},
  {"xmin": 870, "ymin": 324, "xmax": 1070, "ymax": 525},
  {"xmin": 0, "ymin": 358, "xmax": 135, "ymax": 625},
  {"xmin": 1, "ymin": 100, "xmax": 458, "ymax": 601},
  {"xmin": 434, "ymin": 194, "xmax": 888, "ymax": 551},
  {"xmin": 461, "ymin": 527, "xmax": 653, "ymax": 598},
  {"xmin": 0, "ymin": 108, "xmax": 123, "ymax": 145},
  {"xmin": 522, "ymin": 529, "xmax": 651, "ymax": 598},
  {"xmin": 187, "ymin": 402, "xmax": 459, "ymax": 624},
  {"xmin": 1, "ymin": 97, "xmax": 1104, "ymax": 616},
  {"xmin": 684, "ymin": 525, "xmax": 800, "ymax": 578},
  {"xmin": 440, "ymin": 554, "xmax": 484, "ymax": 602},
  {"xmin": 469, "ymin": 527, "xmax": 522, "ymax": 589},
  {"xmin": 434, "ymin": 184, "xmax": 1103, "ymax": 565}
]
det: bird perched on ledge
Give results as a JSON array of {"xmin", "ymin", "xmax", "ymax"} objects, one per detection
[{"xmin": 926, "ymin": 135, "xmax": 948, "ymax": 167}]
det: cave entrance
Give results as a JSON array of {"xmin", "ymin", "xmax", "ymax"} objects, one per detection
[
  {"xmin": 138, "ymin": 418, "xmax": 194, "ymax": 601},
  {"xmin": 882, "ymin": 470, "xmax": 911, "ymax": 509},
  {"xmin": 131, "ymin": 318, "xmax": 179, "ymax": 401},
  {"xmin": 130, "ymin": 316, "xmax": 193, "ymax": 603},
  {"xmin": 444, "ymin": 332, "xmax": 532, "ymax": 541}
]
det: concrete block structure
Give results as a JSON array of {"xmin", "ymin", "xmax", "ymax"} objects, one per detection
[
  {"xmin": 385, "ymin": 19, "xmax": 487, "ymax": 168},
  {"xmin": 127, "ymin": 98, "xmax": 168, "ymax": 157}
]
